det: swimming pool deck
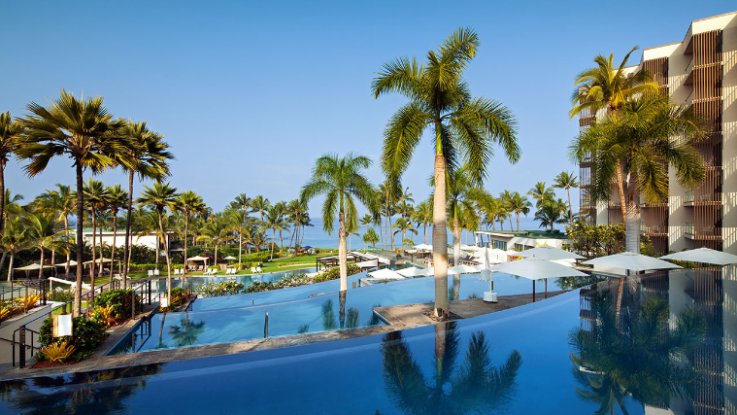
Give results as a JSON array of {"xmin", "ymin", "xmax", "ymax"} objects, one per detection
[{"xmin": 0, "ymin": 291, "xmax": 564, "ymax": 380}]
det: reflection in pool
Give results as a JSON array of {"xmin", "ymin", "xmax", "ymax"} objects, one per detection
[{"xmin": 0, "ymin": 267, "xmax": 733, "ymax": 414}]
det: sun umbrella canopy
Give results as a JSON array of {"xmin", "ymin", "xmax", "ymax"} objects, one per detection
[
  {"xmin": 461, "ymin": 244, "xmax": 481, "ymax": 251},
  {"xmin": 187, "ymin": 256, "xmax": 209, "ymax": 262},
  {"xmin": 356, "ymin": 259, "xmax": 380, "ymax": 268},
  {"xmin": 54, "ymin": 260, "xmax": 78, "ymax": 267},
  {"xmin": 491, "ymin": 259, "xmax": 588, "ymax": 281},
  {"xmin": 397, "ymin": 266, "xmax": 433, "ymax": 277},
  {"xmin": 414, "ymin": 244, "xmax": 433, "ymax": 251},
  {"xmin": 448, "ymin": 264, "xmax": 481, "ymax": 274},
  {"xmin": 82, "ymin": 258, "xmax": 112, "ymax": 265},
  {"xmin": 14, "ymin": 263, "xmax": 54, "ymax": 271},
  {"xmin": 516, "ymin": 247, "xmax": 584, "ymax": 261},
  {"xmin": 223, "ymin": 256, "xmax": 237, "ymax": 261},
  {"xmin": 368, "ymin": 268, "xmax": 405, "ymax": 280},
  {"xmin": 583, "ymin": 252, "xmax": 681, "ymax": 273},
  {"xmin": 660, "ymin": 247, "xmax": 737, "ymax": 266}
]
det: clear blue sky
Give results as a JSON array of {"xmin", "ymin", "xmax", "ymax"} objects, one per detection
[{"xmin": 1, "ymin": 1, "xmax": 733, "ymax": 216}]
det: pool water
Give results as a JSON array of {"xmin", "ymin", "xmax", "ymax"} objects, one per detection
[
  {"xmin": 110, "ymin": 271, "xmax": 588, "ymax": 354},
  {"xmin": 0, "ymin": 267, "xmax": 732, "ymax": 414}
]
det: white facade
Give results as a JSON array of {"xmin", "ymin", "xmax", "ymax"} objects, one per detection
[{"xmin": 82, "ymin": 231, "xmax": 168, "ymax": 251}]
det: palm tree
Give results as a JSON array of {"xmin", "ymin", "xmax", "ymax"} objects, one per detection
[
  {"xmin": 535, "ymin": 199, "xmax": 567, "ymax": 232},
  {"xmin": 362, "ymin": 227, "xmax": 379, "ymax": 248},
  {"xmin": 553, "ymin": 172, "xmax": 579, "ymax": 227},
  {"xmin": 228, "ymin": 193, "xmax": 250, "ymax": 265},
  {"xmin": 300, "ymin": 154, "xmax": 378, "ymax": 292},
  {"xmin": 250, "ymin": 195, "xmax": 270, "ymax": 225},
  {"xmin": 286, "ymin": 199, "xmax": 309, "ymax": 254},
  {"xmin": 1, "ymin": 215, "xmax": 31, "ymax": 281},
  {"xmin": 446, "ymin": 168, "xmax": 478, "ymax": 265},
  {"xmin": 570, "ymin": 48, "xmax": 659, "ymax": 220},
  {"xmin": 0, "ymin": 112, "xmax": 23, "ymax": 235},
  {"xmin": 34, "ymin": 185, "xmax": 76, "ymax": 275},
  {"xmin": 374, "ymin": 28, "xmax": 519, "ymax": 317},
  {"xmin": 26, "ymin": 212, "xmax": 65, "ymax": 279},
  {"xmin": 412, "ymin": 200, "xmax": 432, "ymax": 245},
  {"xmin": 392, "ymin": 217, "xmax": 417, "ymax": 250},
  {"xmin": 117, "ymin": 120, "xmax": 172, "ymax": 285},
  {"xmin": 572, "ymin": 93, "xmax": 705, "ymax": 253},
  {"xmin": 18, "ymin": 90, "xmax": 122, "ymax": 316},
  {"xmin": 103, "ymin": 184, "xmax": 127, "ymax": 277},
  {"xmin": 178, "ymin": 191, "xmax": 206, "ymax": 273},
  {"xmin": 528, "ymin": 182, "xmax": 555, "ymax": 209},
  {"xmin": 197, "ymin": 214, "xmax": 230, "ymax": 267},
  {"xmin": 83, "ymin": 179, "xmax": 108, "ymax": 299},
  {"xmin": 377, "ymin": 179, "xmax": 399, "ymax": 250},
  {"xmin": 265, "ymin": 204, "xmax": 289, "ymax": 260},
  {"xmin": 506, "ymin": 191, "xmax": 531, "ymax": 232},
  {"xmin": 137, "ymin": 181, "xmax": 179, "ymax": 304}
]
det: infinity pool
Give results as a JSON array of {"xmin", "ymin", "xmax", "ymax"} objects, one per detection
[
  {"xmin": 1, "ymin": 267, "xmax": 732, "ymax": 414},
  {"xmin": 110, "ymin": 271, "xmax": 591, "ymax": 354}
]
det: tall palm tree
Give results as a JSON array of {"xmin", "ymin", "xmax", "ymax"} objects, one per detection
[
  {"xmin": 1, "ymin": 215, "xmax": 31, "ymax": 281},
  {"xmin": 250, "ymin": 195, "xmax": 270, "ymax": 226},
  {"xmin": 446, "ymin": 168, "xmax": 478, "ymax": 265},
  {"xmin": 0, "ymin": 190, "xmax": 24, "ymax": 273},
  {"xmin": 35, "ymin": 185, "xmax": 75, "ymax": 274},
  {"xmin": 117, "ymin": 120, "xmax": 172, "ymax": 286},
  {"xmin": 377, "ymin": 179, "xmax": 399, "ymax": 250},
  {"xmin": 527, "ymin": 182, "xmax": 555, "ymax": 209},
  {"xmin": 228, "ymin": 192, "xmax": 250, "ymax": 265},
  {"xmin": 0, "ymin": 112, "xmax": 23, "ymax": 235},
  {"xmin": 412, "ymin": 200, "xmax": 432, "ymax": 245},
  {"xmin": 534, "ymin": 199, "xmax": 567, "ymax": 232},
  {"xmin": 553, "ymin": 171, "xmax": 579, "ymax": 228},
  {"xmin": 265, "ymin": 204, "xmax": 289, "ymax": 260},
  {"xmin": 506, "ymin": 191, "xmax": 531, "ymax": 232},
  {"xmin": 362, "ymin": 227, "xmax": 379, "ymax": 248},
  {"xmin": 392, "ymin": 217, "xmax": 417, "ymax": 250},
  {"xmin": 178, "ymin": 191, "xmax": 206, "ymax": 273},
  {"xmin": 300, "ymin": 154, "xmax": 378, "ymax": 292},
  {"xmin": 84, "ymin": 179, "xmax": 108, "ymax": 300},
  {"xmin": 374, "ymin": 28, "xmax": 518, "ymax": 317},
  {"xmin": 286, "ymin": 199, "xmax": 309, "ymax": 254},
  {"xmin": 137, "ymin": 181, "xmax": 179, "ymax": 304},
  {"xmin": 570, "ymin": 47, "xmax": 659, "ymax": 220},
  {"xmin": 572, "ymin": 93, "xmax": 705, "ymax": 253},
  {"xmin": 26, "ymin": 212, "xmax": 65, "ymax": 279},
  {"xmin": 105, "ymin": 184, "xmax": 127, "ymax": 277},
  {"xmin": 18, "ymin": 90, "xmax": 122, "ymax": 316},
  {"xmin": 197, "ymin": 213, "xmax": 230, "ymax": 267}
]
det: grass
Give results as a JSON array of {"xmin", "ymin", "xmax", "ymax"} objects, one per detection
[{"xmin": 260, "ymin": 251, "xmax": 337, "ymax": 273}]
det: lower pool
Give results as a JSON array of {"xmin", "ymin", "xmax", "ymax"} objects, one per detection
[{"xmin": 1, "ymin": 267, "xmax": 731, "ymax": 414}]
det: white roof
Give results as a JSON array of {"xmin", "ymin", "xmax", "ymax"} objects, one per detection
[
  {"xmin": 516, "ymin": 247, "xmax": 584, "ymax": 261},
  {"xmin": 583, "ymin": 252, "xmax": 681, "ymax": 272},
  {"xmin": 356, "ymin": 259, "xmax": 380, "ymax": 268},
  {"xmin": 491, "ymin": 259, "xmax": 588, "ymax": 281},
  {"xmin": 14, "ymin": 263, "xmax": 54, "ymax": 271},
  {"xmin": 54, "ymin": 260, "xmax": 78, "ymax": 267},
  {"xmin": 223, "ymin": 256, "xmax": 237, "ymax": 260},
  {"xmin": 414, "ymin": 244, "xmax": 433, "ymax": 251},
  {"xmin": 367, "ymin": 268, "xmax": 405, "ymax": 280},
  {"xmin": 660, "ymin": 247, "xmax": 737, "ymax": 266},
  {"xmin": 187, "ymin": 256, "xmax": 210, "ymax": 261},
  {"xmin": 82, "ymin": 258, "xmax": 112, "ymax": 265}
]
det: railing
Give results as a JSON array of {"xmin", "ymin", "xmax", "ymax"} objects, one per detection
[{"xmin": 0, "ymin": 279, "xmax": 47, "ymax": 303}]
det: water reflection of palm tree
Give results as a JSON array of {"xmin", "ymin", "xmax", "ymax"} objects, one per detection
[
  {"xmin": 322, "ymin": 293, "xmax": 361, "ymax": 330},
  {"xmin": 169, "ymin": 314, "xmax": 206, "ymax": 347},
  {"xmin": 570, "ymin": 292, "xmax": 706, "ymax": 414},
  {"xmin": 382, "ymin": 322, "xmax": 522, "ymax": 414}
]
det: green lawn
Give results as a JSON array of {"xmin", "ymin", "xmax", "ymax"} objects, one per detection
[{"xmin": 259, "ymin": 251, "xmax": 336, "ymax": 273}]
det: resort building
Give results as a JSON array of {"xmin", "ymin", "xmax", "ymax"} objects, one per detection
[
  {"xmin": 81, "ymin": 230, "xmax": 171, "ymax": 251},
  {"xmin": 578, "ymin": 11, "xmax": 737, "ymax": 255},
  {"xmin": 473, "ymin": 230, "xmax": 569, "ymax": 251}
]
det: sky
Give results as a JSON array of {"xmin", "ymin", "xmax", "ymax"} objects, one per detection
[{"xmin": 1, "ymin": 1, "xmax": 734, "ymax": 220}]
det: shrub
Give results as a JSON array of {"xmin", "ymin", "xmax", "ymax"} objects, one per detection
[
  {"xmin": 314, "ymin": 264, "xmax": 360, "ymax": 283},
  {"xmin": 39, "ymin": 316, "xmax": 106, "ymax": 360},
  {"xmin": 199, "ymin": 281, "xmax": 245, "ymax": 297},
  {"xmin": 0, "ymin": 305, "xmax": 15, "ymax": 322},
  {"xmin": 48, "ymin": 289, "xmax": 73, "ymax": 303},
  {"xmin": 91, "ymin": 304, "xmax": 117, "ymax": 328},
  {"xmin": 40, "ymin": 340, "xmax": 76, "ymax": 363},
  {"xmin": 94, "ymin": 289, "xmax": 139, "ymax": 320},
  {"xmin": 15, "ymin": 295, "xmax": 40, "ymax": 312}
]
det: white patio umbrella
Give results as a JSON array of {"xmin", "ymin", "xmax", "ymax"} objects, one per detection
[
  {"xmin": 223, "ymin": 256, "xmax": 237, "ymax": 261},
  {"xmin": 368, "ymin": 268, "xmax": 405, "ymax": 280},
  {"xmin": 14, "ymin": 263, "xmax": 54, "ymax": 271},
  {"xmin": 54, "ymin": 260, "xmax": 78, "ymax": 267},
  {"xmin": 461, "ymin": 244, "xmax": 481, "ymax": 251},
  {"xmin": 448, "ymin": 264, "xmax": 481, "ymax": 274},
  {"xmin": 516, "ymin": 247, "xmax": 584, "ymax": 261},
  {"xmin": 82, "ymin": 258, "xmax": 112, "ymax": 265},
  {"xmin": 491, "ymin": 259, "xmax": 588, "ymax": 301},
  {"xmin": 660, "ymin": 247, "xmax": 737, "ymax": 266},
  {"xmin": 582, "ymin": 252, "xmax": 681, "ymax": 274},
  {"xmin": 397, "ymin": 266, "xmax": 433, "ymax": 277},
  {"xmin": 414, "ymin": 244, "xmax": 433, "ymax": 251}
]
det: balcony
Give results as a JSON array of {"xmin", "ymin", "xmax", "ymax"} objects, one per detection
[{"xmin": 685, "ymin": 225, "xmax": 722, "ymax": 241}]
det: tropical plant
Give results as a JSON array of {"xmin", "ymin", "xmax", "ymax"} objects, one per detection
[
  {"xmin": 286, "ymin": 199, "xmax": 310, "ymax": 254},
  {"xmin": 91, "ymin": 304, "xmax": 117, "ymax": 328},
  {"xmin": 18, "ymin": 90, "xmax": 123, "ymax": 316},
  {"xmin": 0, "ymin": 215, "xmax": 31, "ymax": 281},
  {"xmin": 40, "ymin": 340, "xmax": 76, "ymax": 363},
  {"xmin": 412, "ymin": 200, "xmax": 432, "ymax": 245},
  {"xmin": 0, "ymin": 112, "xmax": 23, "ymax": 235},
  {"xmin": 197, "ymin": 213, "xmax": 231, "ymax": 266},
  {"xmin": 117, "ymin": 120, "xmax": 172, "ymax": 285},
  {"xmin": 178, "ymin": 191, "xmax": 206, "ymax": 273},
  {"xmin": 362, "ymin": 227, "xmax": 379, "ymax": 248},
  {"xmin": 504, "ymin": 191, "xmax": 530, "ymax": 232},
  {"xmin": 392, "ymin": 217, "xmax": 417, "ymax": 250},
  {"xmin": 300, "ymin": 154, "xmax": 378, "ymax": 292},
  {"xmin": 527, "ymin": 182, "xmax": 555, "ymax": 209},
  {"xmin": 137, "ymin": 181, "xmax": 179, "ymax": 303},
  {"xmin": 15, "ymin": 294, "xmax": 40, "ymax": 312},
  {"xmin": 553, "ymin": 171, "xmax": 579, "ymax": 227},
  {"xmin": 83, "ymin": 179, "xmax": 108, "ymax": 299},
  {"xmin": 373, "ymin": 28, "xmax": 519, "ymax": 317},
  {"xmin": 104, "ymin": 184, "xmax": 127, "ymax": 277},
  {"xmin": 446, "ymin": 168, "xmax": 479, "ymax": 265},
  {"xmin": 33, "ymin": 184, "xmax": 76, "ymax": 274},
  {"xmin": 26, "ymin": 212, "xmax": 65, "ymax": 279},
  {"xmin": 534, "ymin": 199, "xmax": 568, "ymax": 232},
  {"xmin": 571, "ymin": 93, "xmax": 705, "ymax": 252},
  {"xmin": 169, "ymin": 315, "xmax": 206, "ymax": 347},
  {"xmin": 265, "ymin": 203, "xmax": 289, "ymax": 260}
]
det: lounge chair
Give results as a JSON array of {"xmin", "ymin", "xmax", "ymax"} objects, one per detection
[
  {"xmin": 256, "ymin": 266, "xmax": 263, "ymax": 273},
  {"xmin": 250, "ymin": 267, "xmax": 257, "ymax": 273},
  {"xmin": 147, "ymin": 270, "xmax": 154, "ymax": 277},
  {"xmin": 154, "ymin": 269, "xmax": 161, "ymax": 276}
]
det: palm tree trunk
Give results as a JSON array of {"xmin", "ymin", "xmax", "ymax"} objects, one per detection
[
  {"xmin": 122, "ymin": 170, "xmax": 134, "ymax": 288},
  {"xmin": 73, "ymin": 162, "xmax": 84, "ymax": 317},
  {"xmin": 566, "ymin": 187, "xmax": 573, "ymax": 227},
  {"xmin": 338, "ymin": 210, "xmax": 348, "ymax": 292},
  {"xmin": 516, "ymin": 213, "xmax": 521, "ymax": 232},
  {"xmin": 624, "ymin": 187, "xmax": 640, "ymax": 254},
  {"xmin": 7, "ymin": 253, "xmax": 14, "ymax": 282},
  {"xmin": 423, "ymin": 223, "xmax": 428, "ymax": 245},
  {"xmin": 109, "ymin": 215, "xmax": 117, "ymax": 279},
  {"xmin": 270, "ymin": 228, "xmax": 276, "ymax": 261},
  {"xmin": 158, "ymin": 210, "xmax": 172, "ymax": 305},
  {"xmin": 0, "ymin": 160, "xmax": 5, "ymax": 235},
  {"xmin": 432, "ymin": 153, "xmax": 449, "ymax": 318},
  {"xmin": 453, "ymin": 218, "xmax": 461, "ymax": 266},
  {"xmin": 237, "ymin": 231, "xmax": 242, "ymax": 270},
  {"xmin": 90, "ymin": 210, "xmax": 97, "ymax": 305},
  {"xmin": 38, "ymin": 248, "xmax": 44, "ymax": 279},
  {"xmin": 183, "ymin": 213, "xmax": 189, "ymax": 276},
  {"xmin": 51, "ymin": 249, "xmax": 56, "ymax": 277},
  {"xmin": 64, "ymin": 215, "xmax": 70, "ymax": 275},
  {"xmin": 615, "ymin": 164, "xmax": 627, "ymax": 221}
]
